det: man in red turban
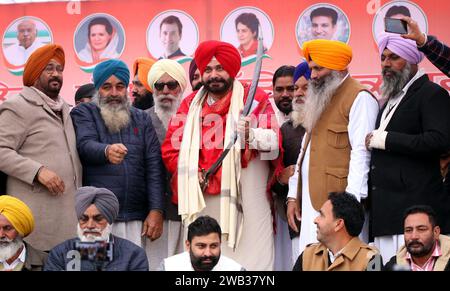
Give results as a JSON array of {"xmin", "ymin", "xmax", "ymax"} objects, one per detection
[
  {"xmin": 0, "ymin": 44, "xmax": 82, "ymax": 251},
  {"xmin": 161, "ymin": 40, "xmax": 281, "ymax": 270}
]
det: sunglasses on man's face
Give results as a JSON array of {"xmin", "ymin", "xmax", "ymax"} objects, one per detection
[{"xmin": 154, "ymin": 81, "xmax": 179, "ymax": 91}]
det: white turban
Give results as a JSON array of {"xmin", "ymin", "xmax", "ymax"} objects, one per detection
[{"xmin": 147, "ymin": 59, "xmax": 187, "ymax": 92}]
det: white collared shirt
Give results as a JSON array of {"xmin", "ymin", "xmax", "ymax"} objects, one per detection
[
  {"xmin": 0, "ymin": 244, "xmax": 26, "ymax": 271},
  {"xmin": 328, "ymin": 248, "xmax": 343, "ymax": 264}
]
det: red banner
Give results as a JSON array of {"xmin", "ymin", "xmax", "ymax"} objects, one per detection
[{"xmin": 1, "ymin": 0, "xmax": 449, "ymax": 103}]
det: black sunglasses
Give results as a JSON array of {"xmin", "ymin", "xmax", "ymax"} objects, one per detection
[{"xmin": 154, "ymin": 81, "xmax": 179, "ymax": 91}]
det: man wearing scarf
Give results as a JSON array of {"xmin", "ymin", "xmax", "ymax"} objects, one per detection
[
  {"xmin": 367, "ymin": 33, "xmax": 450, "ymax": 261},
  {"xmin": 132, "ymin": 57, "xmax": 155, "ymax": 110},
  {"xmin": 45, "ymin": 186, "xmax": 148, "ymax": 271},
  {"xmin": 161, "ymin": 40, "xmax": 280, "ymax": 270},
  {"xmin": 70, "ymin": 59, "xmax": 165, "ymax": 258},
  {"xmin": 145, "ymin": 59, "xmax": 187, "ymax": 270},
  {"xmin": 0, "ymin": 195, "xmax": 47, "ymax": 271},
  {"xmin": 286, "ymin": 40, "xmax": 379, "ymax": 256},
  {"xmin": 0, "ymin": 44, "xmax": 82, "ymax": 251}
]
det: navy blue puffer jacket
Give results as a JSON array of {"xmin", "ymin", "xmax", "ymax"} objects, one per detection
[{"xmin": 71, "ymin": 102, "xmax": 164, "ymax": 221}]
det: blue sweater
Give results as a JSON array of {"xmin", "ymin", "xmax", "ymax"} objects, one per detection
[{"xmin": 71, "ymin": 102, "xmax": 164, "ymax": 221}]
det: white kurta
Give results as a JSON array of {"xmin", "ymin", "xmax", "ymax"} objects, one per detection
[
  {"xmin": 269, "ymin": 96, "xmax": 295, "ymax": 270},
  {"xmin": 199, "ymin": 156, "xmax": 275, "ymax": 271},
  {"xmin": 288, "ymin": 88, "xmax": 379, "ymax": 257},
  {"xmin": 3, "ymin": 40, "xmax": 44, "ymax": 66}
]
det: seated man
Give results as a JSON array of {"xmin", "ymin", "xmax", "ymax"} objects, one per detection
[
  {"xmin": 44, "ymin": 186, "xmax": 148, "ymax": 271},
  {"xmin": 384, "ymin": 205, "xmax": 450, "ymax": 271},
  {"xmin": 0, "ymin": 195, "xmax": 47, "ymax": 271},
  {"xmin": 293, "ymin": 192, "xmax": 380, "ymax": 271},
  {"xmin": 160, "ymin": 216, "xmax": 245, "ymax": 271}
]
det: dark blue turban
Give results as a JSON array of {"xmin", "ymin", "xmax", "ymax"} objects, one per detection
[
  {"xmin": 293, "ymin": 61, "xmax": 311, "ymax": 83},
  {"xmin": 93, "ymin": 59, "xmax": 130, "ymax": 90}
]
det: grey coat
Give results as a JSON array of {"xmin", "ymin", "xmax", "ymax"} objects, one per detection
[{"xmin": 0, "ymin": 87, "xmax": 82, "ymax": 250}]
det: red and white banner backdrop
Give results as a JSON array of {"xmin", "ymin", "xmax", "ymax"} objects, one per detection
[{"xmin": 1, "ymin": 0, "xmax": 449, "ymax": 104}]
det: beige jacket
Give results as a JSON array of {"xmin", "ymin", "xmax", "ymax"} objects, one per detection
[{"xmin": 0, "ymin": 87, "xmax": 82, "ymax": 250}]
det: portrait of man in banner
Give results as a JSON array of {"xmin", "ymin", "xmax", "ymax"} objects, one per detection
[
  {"xmin": 74, "ymin": 13, "xmax": 126, "ymax": 64},
  {"xmin": 372, "ymin": 1, "xmax": 428, "ymax": 43},
  {"xmin": 146, "ymin": 10, "xmax": 198, "ymax": 62},
  {"xmin": 220, "ymin": 6, "xmax": 274, "ymax": 59},
  {"xmin": 296, "ymin": 3, "xmax": 350, "ymax": 47},
  {"xmin": 2, "ymin": 16, "xmax": 52, "ymax": 67}
]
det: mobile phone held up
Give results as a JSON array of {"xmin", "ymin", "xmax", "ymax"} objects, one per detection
[{"xmin": 384, "ymin": 18, "xmax": 408, "ymax": 34}]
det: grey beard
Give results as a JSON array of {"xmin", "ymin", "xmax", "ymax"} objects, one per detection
[
  {"xmin": 154, "ymin": 93, "xmax": 181, "ymax": 129},
  {"xmin": 0, "ymin": 236, "xmax": 24, "ymax": 261},
  {"xmin": 291, "ymin": 99, "xmax": 305, "ymax": 129},
  {"xmin": 302, "ymin": 71, "xmax": 345, "ymax": 133},
  {"xmin": 381, "ymin": 63, "xmax": 412, "ymax": 99},
  {"xmin": 93, "ymin": 92, "xmax": 131, "ymax": 134}
]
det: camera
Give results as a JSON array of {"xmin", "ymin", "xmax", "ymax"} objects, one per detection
[{"xmin": 75, "ymin": 240, "xmax": 113, "ymax": 263}]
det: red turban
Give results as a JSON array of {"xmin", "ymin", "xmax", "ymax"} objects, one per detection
[
  {"xmin": 23, "ymin": 44, "xmax": 65, "ymax": 86},
  {"xmin": 194, "ymin": 40, "xmax": 241, "ymax": 78}
]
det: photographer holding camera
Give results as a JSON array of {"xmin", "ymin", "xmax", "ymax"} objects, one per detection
[{"xmin": 44, "ymin": 186, "xmax": 148, "ymax": 271}]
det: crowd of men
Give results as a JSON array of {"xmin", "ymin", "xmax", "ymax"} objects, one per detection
[{"xmin": 0, "ymin": 16, "xmax": 449, "ymax": 271}]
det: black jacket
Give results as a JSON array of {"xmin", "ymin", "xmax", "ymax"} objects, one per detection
[{"xmin": 370, "ymin": 74, "xmax": 450, "ymax": 237}]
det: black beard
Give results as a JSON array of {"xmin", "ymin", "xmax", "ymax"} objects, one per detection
[
  {"xmin": 189, "ymin": 251, "xmax": 220, "ymax": 271},
  {"xmin": 192, "ymin": 82, "xmax": 203, "ymax": 91},
  {"xmin": 406, "ymin": 240, "xmax": 435, "ymax": 257},
  {"xmin": 276, "ymin": 96, "xmax": 293, "ymax": 115},
  {"xmin": 204, "ymin": 77, "xmax": 232, "ymax": 95},
  {"xmin": 132, "ymin": 92, "xmax": 154, "ymax": 110}
]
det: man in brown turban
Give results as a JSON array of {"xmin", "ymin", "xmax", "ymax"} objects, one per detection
[{"xmin": 0, "ymin": 44, "xmax": 82, "ymax": 251}]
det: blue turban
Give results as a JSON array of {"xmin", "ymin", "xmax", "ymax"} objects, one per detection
[
  {"xmin": 93, "ymin": 59, "xmax": 130, "ymax": 90},
  {"xmin": 293, "ymin": 61, "xmax": 311, "ymax": 83}
]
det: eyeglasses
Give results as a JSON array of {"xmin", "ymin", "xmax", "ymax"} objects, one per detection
[
  {"xmin": 154, "ymin": 81, "xmax": 179, "ymax": 91},
  {"xmin": 44, "ymin": 65, "xmax": 64, "ymax": 74},
  {"xmin": 274, "ymin": 85, "xmax": 295, "ymax": 93}
]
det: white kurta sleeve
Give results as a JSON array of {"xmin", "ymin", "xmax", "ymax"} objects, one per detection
[
  {"xmin": 248, "ymin": 127, "xmax": 279, "ymax": 152},
  {"xmin": 346, "ymin": 91, "xmax": 379, "ymax": 200},
  {"xmin": 287, "ymin": 137, "xmax": 305, "ymax": 199}
]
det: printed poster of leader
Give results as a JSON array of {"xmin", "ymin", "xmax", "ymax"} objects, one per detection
[{"xmin": 1, "ymin": 0, "xmax": 449, "ymax": 105}]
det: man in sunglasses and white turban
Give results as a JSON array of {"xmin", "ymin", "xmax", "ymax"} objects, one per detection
[{"xmin": 144, "ymin": 58, "xmax": 187, "ymax": 270}]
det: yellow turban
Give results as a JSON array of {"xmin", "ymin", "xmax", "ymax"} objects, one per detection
[
  {"xmin": 147, "ymin": 59, "xmax": 187, "ymax": 93},
  {"xmin": 23, "ymin": 44, "xmax": 65, "ymax": 87},
  {"xmin": 302, "ymin": 39, "xmax": 352, "ymax": 71},
  {"xmin": 133, "ymin": 57, "xmax": 156, "ymax": 92},
  {"xmin": 0, "ymin": 195, "xmax": 34, "ymax": 237}
]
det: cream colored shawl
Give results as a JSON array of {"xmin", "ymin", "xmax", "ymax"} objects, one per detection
[{"xmin": 177, "ymin": 79, "xmax": 244, "ymax": 249}]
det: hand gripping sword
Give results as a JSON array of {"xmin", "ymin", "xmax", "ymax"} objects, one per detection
[{"xmin": 200, "ymin": 26, "xmax": 265, "ymax": 192}]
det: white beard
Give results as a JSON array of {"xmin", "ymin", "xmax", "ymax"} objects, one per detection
[
  {"xmin": 93, "ymin": 92, "xmax": 131, "ymax": 134},
  {"xmin": 290, "ymin": 96, "xmax": 305, "ymax": 128},
  {"xmin": 0, "ymin": 236, "xmax": 24, "ymax": 261},
  {"xmin": 77, "ymin": 223, "xmax": 112, "ymax": 242},
  {"xmin": 302, "ymin": 71, "xmax": 345, "ymax": 133},
  {"xmin": 154, "ymin": 92, "xmax": 182, "ymax": 129}
]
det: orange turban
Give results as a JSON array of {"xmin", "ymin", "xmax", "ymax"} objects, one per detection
[
  {"xmin": 194, "ymin": 40, "xmax": 241, "ymax": 78},
  {"xmin": 133, "ymin": 57, "xmax": 156, "ymax": 92},
  {"xmin": 302, "ymin": 40, "xmax": 352, "ymax": 71},
  {"xmin": 23, "ymin": 44, "xmax": 65, "ymax": 86}
]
